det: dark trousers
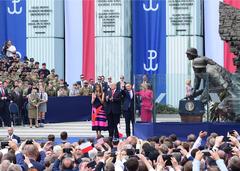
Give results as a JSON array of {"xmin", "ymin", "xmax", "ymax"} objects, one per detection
[
  {"xmin": 124, "ymin": 110, "xmax": 135, "ymax": 137},
  {"xmin": 107, "ymin": 112, "xmax": 120, "ymax": 138},
  {"xmin": 0, "ymin": 102, "xmax": 11, "ymax": 127}
]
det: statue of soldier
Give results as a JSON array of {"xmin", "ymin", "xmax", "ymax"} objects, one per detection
[{"xmin": 186, "ymin": 48, "xmax": 237, "ymax": 121}]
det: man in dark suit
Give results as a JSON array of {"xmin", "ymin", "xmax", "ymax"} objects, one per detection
[
  {"xmin": 116, "ymin": 75, "xmax": 126, "ymax": 91},
  {"xmin": 0, "ymin": 81, "xmax": 11, "ymax": 127},
  {"xmin": 10, "ymin": 86, "xmax": 23, "ymax": 114},
  {"xmin": 101, "ymin": 75, "xmax": 108, "ymax": 93},
  {"xmin": 122, "ymin": 83, "xmax": 135, "ymax": 137},
  {"xmin": 105, "ymin": 83, "xmax": 121, "ymax": 138},
  {"xmin": 7, "ymin": 127, "xmax": 21, "ymax": 144}
]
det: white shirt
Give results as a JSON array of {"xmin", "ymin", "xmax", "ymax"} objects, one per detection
[
  {"xmin": 38, "ymin": 92, "xmax": 48, "ymax": 101},
  {"xmin": 129, "ymin": 90, "xmax": 133, "ymax": 99},
  {"xmin": 6, "ymin": 45, "xmax": 16, "ymax": 57}
]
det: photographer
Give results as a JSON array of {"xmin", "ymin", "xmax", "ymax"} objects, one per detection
[
  {"xmin": 52, "ymin": 146, "xmax": 79, "ymax": 171},
  {"xmin": 8, "ymin": 140, "xmax": 46, "ymax": 171}
]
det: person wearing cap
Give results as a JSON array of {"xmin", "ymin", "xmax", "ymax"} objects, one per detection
[
  {"xmin": 80, "ymin": 80, "xmax": 92, "ymax": 96},
  {"xmin": 34, "ymin": 62, "xmax": 40, "ymax": 71},
  {"xmin": 29, "ymin": 58, "xmax": 35, "ymax": 69},
  {"xmin": 47, "ymin": 69, "xmax": 56, "ymax": 81}
]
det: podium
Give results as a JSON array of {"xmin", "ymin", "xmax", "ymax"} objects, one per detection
[{"xmin": 179, "ymin": 99, "xmax": 205, "ymax": 122}]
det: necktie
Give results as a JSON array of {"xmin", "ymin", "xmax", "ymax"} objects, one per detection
[
  {"xmin": 112, "ymin": 90, "xmax": 114, "ymax": 96},
  {"xmin": 40, "ymin": 92, "xmax": 43, "ymax": 99},
  {"xmin": 2, "ymin": 88, "xmax": 5, "ymax": 97}
]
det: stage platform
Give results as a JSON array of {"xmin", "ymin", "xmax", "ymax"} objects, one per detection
[
  {"xmin": 134, "ymin": 122, "xmax": 240, "ymax": 140},
  {"xmin": 0, "ymin": 115, "xmax": 180, "ymax": 141}
]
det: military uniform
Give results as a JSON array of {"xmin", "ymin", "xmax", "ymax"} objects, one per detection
[
  {"xmin": 46, "ymin": 87, "xmax": 57, "ymax": 96},
  {"xmin": 28, "ymin": 93, "xmax": 40, "ymax": 119},
  {"xmin": 80, "ymin": 87, "xmax": 92, "ymax": 96}
]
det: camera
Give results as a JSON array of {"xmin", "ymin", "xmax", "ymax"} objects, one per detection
[
  {"xmin": 112, "ymin": 138, "xmax": 119, "ymax": 145},
  {"xmin": 201, "ymin": 150, "xmax": 211, "ymax": 157},
  {"xmin": 1, "ymin": 141, "xmax": 9, "ymax": 149},
  {"xmin": 87, "ymin": 161, "xmax": 96, "ymax": 169},
  {"xmin": 63, "ymin": 148, "xmax": 72, "ymax": 154},
  {"xmin": 172, "ymin": 148, "xmax": 181, "ymax": 153},
  {"xmin": 162, "ymin": 154, "xmax": 172, "ymax": 166},
  {"xmin": 229, "ymin": 130, "xmax": 235, "ymax": 136},
  {"xmin": 223, "ymin": 136, "xmax": 231, "ymax": 142}
]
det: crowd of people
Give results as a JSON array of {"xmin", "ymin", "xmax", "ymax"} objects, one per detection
[
  {"xmin": 0, "ymin": 40, "xmax": 155, "ymax": 136},
  {"xmin": 0, "ymin": 128, "xmax": 240, "ymax": 171}
]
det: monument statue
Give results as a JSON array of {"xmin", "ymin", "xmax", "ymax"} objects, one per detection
[
  {"xmin": 186, "ymin": 48, "xmax": 240, "ymax": 122},
  {"xmin": 182, "ymin": 2, "xmax": 240, "ymax": 122}
]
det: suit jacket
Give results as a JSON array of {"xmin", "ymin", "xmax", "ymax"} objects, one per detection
[
  {"xmin": 122, "ymin": 90, "xmax": 134, "ymax": 112},
  {"xmin": 10, "ymin": 91, "xmax": 23, "ymax": 108},
  {"xmin": 0, "ymin": 88, "xmax": 9, "ymax": 108},
  {"xmin": 16, "ymin": 151, "xmax": 46, "ymax": 171},
  {"xmin": 116, "ymin": 81, "xmax": 126, "ymax": 91},
  {"xmin": 9, "ymin": 134, "xmax": 21, "ymax": 144},
  {"xmin": 105, "ymin": 89, "xmax": 121, "ymax": 114}
]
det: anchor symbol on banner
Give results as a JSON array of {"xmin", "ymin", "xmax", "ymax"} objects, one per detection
[
  {"xmin": 8, "ymin": 0, "xmax": 22, "ymax": 15},
  {"xmin": 143, "ymin": 0, "xmax": 159, "ymax": 11},
  {"xmin": 143, "ymin": 50, "xmax": 158, "ymax": 71}
]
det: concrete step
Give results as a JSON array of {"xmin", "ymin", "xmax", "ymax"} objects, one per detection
[{"xmin": 0, "ymin": 115, "xmax": 180, "ymax": 139}]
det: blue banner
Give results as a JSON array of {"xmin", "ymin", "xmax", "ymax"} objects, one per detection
[
  {"xmin": 132, "ymin": 0, "xmax": 166, "ymax": 103},
  {"xmin": 0, "ymin": 0, "xmax": 26, "ymax": 58}
]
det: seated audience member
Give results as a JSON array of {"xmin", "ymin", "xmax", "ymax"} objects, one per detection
[
  {"xmin": 57, "ymin": 86, "xmax": 68, "ymax": 97},
  {"xmin": 79, "ymin": 80, "xmax": 92, "ymax": 96},
  {"xmin": 70, "ymin": 83, "xmax": 80, "ymax": 96}
]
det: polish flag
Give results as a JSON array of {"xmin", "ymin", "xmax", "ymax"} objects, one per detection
[{"xmin": 79, "ymin": 142, "xmax": 93, "ymax": 154}]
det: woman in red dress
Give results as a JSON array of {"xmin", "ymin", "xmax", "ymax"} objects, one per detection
[{"xmin": 136, "ymin": 83, "xmax": 153, "ymax": 122}]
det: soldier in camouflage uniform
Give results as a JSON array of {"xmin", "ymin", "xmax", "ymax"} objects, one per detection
[
  {"xmin": 46, "ymin": 82, "xmax": 57, "ymax": 96},
  {"xmin": 79, "ymin": 80, "xmax": 92, "ymax": 96}
]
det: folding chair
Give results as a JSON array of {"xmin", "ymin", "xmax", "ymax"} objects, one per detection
[{"xmin": 9, "ymin": 102, "xmax": 23, "ymax": 126}]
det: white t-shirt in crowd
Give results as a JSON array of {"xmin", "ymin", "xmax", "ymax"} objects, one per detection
[{"xmin": 6, "ymin": 45, "xmax": 16, "ymax": 57}]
